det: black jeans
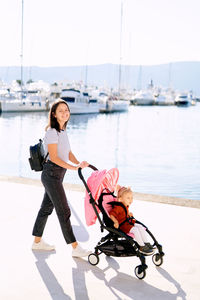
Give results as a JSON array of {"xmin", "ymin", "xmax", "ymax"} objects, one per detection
[{"xmin": 32, "ymin": 160, "xmax": 76, "ymax": 244}]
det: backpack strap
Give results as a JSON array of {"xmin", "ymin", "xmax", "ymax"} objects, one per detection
[
  {"xmin": 39, "ymin": 139, "xmax": 49, "ymax": 164},
  {"xmin": 43, "ymin": 152, "xmax": 49, "ymax": 164}
]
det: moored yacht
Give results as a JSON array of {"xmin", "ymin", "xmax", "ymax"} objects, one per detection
[
  {"xmin": 130, "ymin": 90, "xmax": 155, "ymax": 105},
  {"xmin": 174, "ymin": 93, "xmax": 192, "ymax": 106},
  {"xmin": 60, "ymin": 88, "xmax": 99, "ymax": 114},
  {"xmin": 0, "ymin": 90, "xmax": 49, "ymax": 113},
  {"xmin": 98, "ymin": 93, "xmax": 129, "ymax": 113},
  {"xmin": 154, "ymin": 92, "xmax": 175, "ymax": 105}
]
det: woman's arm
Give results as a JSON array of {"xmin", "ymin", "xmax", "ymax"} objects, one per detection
[
  {"xmin": 48, "ymin": 144, "xmax": 79, "ymax": 170},
  {"xmin": 69, "ymin": 150, "xmax": 89, "ymax": 168},
  {"xmin": 69, "ymin": 151, "xmax": 80, "ymax": 165},
  {"xmin": 48, "ymin": 145, "xmax": 89, "ymax": 170}
]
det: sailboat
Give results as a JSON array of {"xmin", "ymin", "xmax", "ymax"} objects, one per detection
[
  {"xmin": 99, "ymin": 0, "xmax": 129, "ymax": 113},
  {"xmin": 0, "ymin": 0, "xmax": 49, "ymax": 113}
]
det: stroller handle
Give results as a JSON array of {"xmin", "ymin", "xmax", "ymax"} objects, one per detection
[{"xmin": 78, "ymin": 164, "xmax": 98, "ymax": 191}]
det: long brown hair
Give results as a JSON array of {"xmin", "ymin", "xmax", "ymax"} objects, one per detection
[{"xmin": 45, "ymin": 99, "xmax": 70, "ymax": 132}]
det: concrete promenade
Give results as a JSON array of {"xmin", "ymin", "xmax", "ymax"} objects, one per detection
[{"xmin": 0, "ymin": 177, "xmax": 200, "ymax": 300}]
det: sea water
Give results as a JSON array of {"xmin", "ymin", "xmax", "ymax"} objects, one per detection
[{"xmin": 0, "ymin": 104, "xmax": 200, "ymax": 200}]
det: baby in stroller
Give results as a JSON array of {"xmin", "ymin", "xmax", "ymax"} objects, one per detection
[
  {"xmin": 109, "ymin": 186, "xmax": 154, "ymax": 255},
  {"xmin": 79, "ymin": 166, "xmax": 164, "ymax": 279}
]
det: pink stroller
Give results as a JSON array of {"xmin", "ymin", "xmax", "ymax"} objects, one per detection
[{"xmin": 78, "ymin": 165, "xmax": 164, "ymax": 280}]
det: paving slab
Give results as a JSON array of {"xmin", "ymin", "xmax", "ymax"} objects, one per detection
[{"xmin": 0, "ymin": 180, "xmax": 200, "ymax": 300}]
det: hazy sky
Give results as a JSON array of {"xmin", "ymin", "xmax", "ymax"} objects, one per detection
[{"xmin": 0, "ymin": 0, "xmax": 200, "ymax": 67}]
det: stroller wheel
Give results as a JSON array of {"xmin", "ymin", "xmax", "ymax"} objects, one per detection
[
  {"xmin": 88, "ymin": 253, "xmax": 100, "ymax": 266},
  {"xmin": 134, "ymin": 265, "xmax": 146, "ymax": 280},
  {"xmin": 152, "ymin": 253, "xmax": 163, "ymax": 266}
]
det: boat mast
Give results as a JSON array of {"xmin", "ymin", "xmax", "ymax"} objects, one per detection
[
  {"xmin": 118, "ymin": 0, "xmax": 123, "ymax": 94},
  {"xmin": 20, "ymin": 0, "xmax": 24, "ymax": 92},
  {"xmin": 168, "ymin": 62, "xmax": 172, "ymax": 89},
  {"xmin": 85, "ymin": 64, "xmax": 88, "ymax": 88}
]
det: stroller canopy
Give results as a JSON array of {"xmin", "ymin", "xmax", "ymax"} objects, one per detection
[{"xmin": 84, "ymin": 168, "xmax": 119, "ymax": 226}]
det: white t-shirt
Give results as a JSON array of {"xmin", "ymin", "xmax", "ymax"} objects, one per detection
[{"xmin": 44, "ymin": 128, "xmax": 71, "ymax": 163}]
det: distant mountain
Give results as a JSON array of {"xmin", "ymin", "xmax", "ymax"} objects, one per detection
[{"xmin": 1, "ymin": 61, "xmax": 200, "ymax": 95}]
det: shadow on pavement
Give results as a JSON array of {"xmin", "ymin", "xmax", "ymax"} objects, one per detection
[
  {"xmin": 72, "ymin": 256, "xmax": 187, "ymax": 300},
  {"xmin": 70, "ymin": 203, "xmax": 90, "ymax": 242},
  {"xmin": 156, "ymin": 267, "xmax": 187, "ymax": 300},
  {"xmin": 32, "ymin": 248, "xmax": 186, "ymax": 300},
  {"xmin": 32, "ymin": 251, "xmax": 72, "ymax": 300}
]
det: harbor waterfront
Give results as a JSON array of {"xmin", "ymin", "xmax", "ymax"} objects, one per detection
[
  {"xmin": 0, "ymin": 175, "xmax": 199, "ymax": 209},
  {"xmin": 0, "ymin": 104, "xmax": 200, "ymax": 201}
]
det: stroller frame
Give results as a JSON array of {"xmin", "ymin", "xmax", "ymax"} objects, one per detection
[{"xmin": 78, "ymin": 165, "xmax": 165, "ymax": 279}]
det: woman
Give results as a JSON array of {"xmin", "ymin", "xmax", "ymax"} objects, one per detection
[{"xmin": 32, "ymin": 99, "xmax": 91, "ymax": 257}]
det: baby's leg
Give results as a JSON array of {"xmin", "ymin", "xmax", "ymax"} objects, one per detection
[
  {"xmin": 134, "ymin": 224, "xmax": 148, "ymax": 243},
  {"xmin": 130, "ymin": 226, "xmax": 145, "ymax": 246}
]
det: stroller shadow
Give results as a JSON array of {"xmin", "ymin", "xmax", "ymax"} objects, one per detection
[
  {"xmin": 72, "ymin": 256, "xmax": 186, "ymax": 300},
  {"xmin": 156, "ymin": 267, "xmax": 187, "ymax": 300},
  {"xmin": 32, "ymin": 251, "xmax": 72, "ymax": 300},
  {"xmin": 70, "ymin": 203, "xmax": 90, "ymax": 242}
]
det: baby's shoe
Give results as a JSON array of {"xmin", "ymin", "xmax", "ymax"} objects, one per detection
[
  {"xmin": 139, "ymin": 245, "xmax": 154, "ymax": 255},
  {"xmin": 145, "ymin": 242, "xmax": 156, "ymax": 250}
]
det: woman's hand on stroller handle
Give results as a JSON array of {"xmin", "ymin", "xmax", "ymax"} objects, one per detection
[
  {"xmin": 78, "ymin": 164, "xmax": 98, "ymax": 170},
  {"xmin": 78, "ymin": 161, "xmax": 89, "ymax": 169}
]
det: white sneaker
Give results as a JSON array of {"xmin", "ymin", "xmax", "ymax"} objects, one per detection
[
  {"xmin": 72, "ymin": 244, "xmax": 91, "ymax": 258},
  {"xmin": 32, "ymin": 239, "xmax": 55, "ymax": 251}
]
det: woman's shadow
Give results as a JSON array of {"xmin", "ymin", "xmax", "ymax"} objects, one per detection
[
  {"xmin": 32, "ymin": 251, "xmax": 72, "ymax": 300},
  {"xmin": 31, "ymin": 204, "xmax": 90, "ymax": 300},
  {"xmin": 69, "ymin": 204, "xmax": 90, "ymax": 242}
]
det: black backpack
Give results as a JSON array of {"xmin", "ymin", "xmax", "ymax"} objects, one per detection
[{"xmin": 28, "ymin": 139, "xmax": 48, "ymax": 171}]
